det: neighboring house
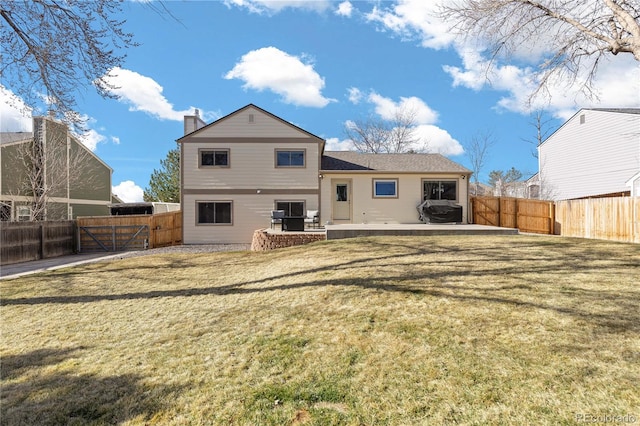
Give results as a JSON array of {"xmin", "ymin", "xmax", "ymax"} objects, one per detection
[
  {"xmin": 469, "ymin": 182, "xmax": 492, "ymax": 197},
  {"xmin": 525, "ymin": 173, "xmax": 540, "ymax": 199},
  {"xmin": 627, "ymin": 171, "xmax": 640, "ymax": 197},
  {"xmin": 492, "ymin": 180, "xmax": 528, "ymax": 198},
  {"xmin": 178, "ymin": 104, "xmax": 471, "ymax": 244},
  {"xmin": 538, "ymin": 108, "xmax": 640, "ymax": 200},
  {"xmin": 0, "ymin": 116, "xmax": 114, "ymax": 221}
]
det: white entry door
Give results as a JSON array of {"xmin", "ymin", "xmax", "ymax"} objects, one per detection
[{"xmin": 332, "ymin": 180, "xmax": 351, "ymax": 221}]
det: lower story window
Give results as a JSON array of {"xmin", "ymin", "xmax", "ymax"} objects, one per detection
[
  {"xmin": 197, "ymin": 201, "xmax": 232, "ymax": 224},
  {"xmin": 276, "ymin": 201, "xmax": 305, "ymax": 217},
  {"xmin": 0, "ymin": 202, "xmax": 11, "ymax": 221},
  {"xmin": 373, "ymin": 179, "xmax": 398, "ymax": 198},
  {"xmin": 17, "ymin": 206, "xmax": 32, "ymax": 221},
  {"xmin": 423, "ymin": 180, "xmax": 457, "ymax": 201}
]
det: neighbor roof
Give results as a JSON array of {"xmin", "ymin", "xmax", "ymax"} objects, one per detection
[
  {"xmin": 584, "ymin": 108, "xmax": 640, "ymax": 115},
  {"xmin": 321, "ymin": 151, "xmax": 471, "ymax": 173}
]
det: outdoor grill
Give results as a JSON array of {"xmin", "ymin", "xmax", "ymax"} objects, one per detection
[{"xmin": 417, "ymin": 199, "xmax": 463, "ymax": 224}]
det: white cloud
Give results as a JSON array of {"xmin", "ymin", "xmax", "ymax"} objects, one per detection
[
  {"xmin": 324, "ymin": 137, "xmax": 353, "ymax": 151},
  {"xmin": 343, "ymin": 91, "xmax": 463, "ymax": 155},
  {"xmin": 111, "ymin": 136, "xmax": 121, "ymax": 145},
  {"xmin": 0, "ymin": 86, "xmax": 33, "ymax": 132},
  {"xmin": 491, "ymin": 55, "xmax": 640, "ymax": 119},
  {"xmin": 365, "ymin": 1, "xmax": 454, "ymax": 49},
  {"xmin": 336, "ymin": 1, "xmax": 353, "ymax": 17},
  {"xmin": 77, "ymin": 128, "xmax": 106, "ymax": 152},
  {"xmin": 347, "ymin": 87, "xmax": 363, "ymax": 104},
  {"xmin": 364, "ymin": 0, "xmax": 640, "ymax": 120},
  {"xmin": 367, "ymin": 92, "xmax": 438, "ymax": 124},
  {"xmin": 414, "ymin": 124, "xmax": 464, "ymax": 156},
  {"xmin": 225, "ymin": 46, "xmax": 336, "ymax": 107},
  {"xmin": 224, "ymin": 0, "xmax": 331, "ymax": 14},
  {"xmin": 102, "ymin": 67, "xmax": 198, "ymax": 121},
  {"xmin": 112, "ymin": 180, "xmax": 144, "ymax": 203}
]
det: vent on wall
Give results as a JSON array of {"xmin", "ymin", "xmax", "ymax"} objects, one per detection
[
  {"xmin": 580, "ymin": 114, "xmax": 586, "ymax": 124},
  {"xmin": 248, "ymin": 114, "xmax": 254, "ymax": 123}
]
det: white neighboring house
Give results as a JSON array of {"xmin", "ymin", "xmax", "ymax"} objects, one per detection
[
  {"xmin": 627, "ymin": 171, "xmax": 640, "ymax": 197},
  {"xmin": 538, "ymin": 108, "xmax": 640, "ymax": 200},
  {"xmin": 178, "ymin": 104, "xmax": 471, "ymax": 244}
]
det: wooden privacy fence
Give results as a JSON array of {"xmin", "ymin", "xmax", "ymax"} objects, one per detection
[
  {"xmin": 1, "ymin": 221, "xmax": 75, "ymax": 265},
  {"xmin": 471, "ymin": 196, "xmax": 555, "ymax": 234},
  {"xmin": 76, "ymin": 211, "xmax": 182, "ymax": 252},
  {"xmin": 555, "ymin": 197, "xmax": 640, "ymax": 243}
]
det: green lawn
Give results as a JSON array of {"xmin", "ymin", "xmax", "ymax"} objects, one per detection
[{"xmin": 1, "ymin": 235, "xmax": 639, "ymax": 425}]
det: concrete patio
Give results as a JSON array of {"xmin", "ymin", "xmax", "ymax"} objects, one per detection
[{"xmin": 324, "ymin": 223, "xmax": 518, "ymax": 240}]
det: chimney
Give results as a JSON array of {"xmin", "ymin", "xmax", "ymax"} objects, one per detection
[{"xmin": 183, "ymin": 108, "xmax": 207, "ymax": 135}]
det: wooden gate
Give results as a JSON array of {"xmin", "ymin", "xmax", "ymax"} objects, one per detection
[
  {"xmin": 78, "ymin": 225, "xmax": 149, "ymax": 252},
  {"xmin": 471, "ymin": 196, "xmax": 500, "ymax": 227},
  {"xmin": 471, "ymin": 196, "xmax": 555, "ymax": 234},
  {"xmin": 76, "ymin": 211, "xmax": 181, "ymax": 252}
]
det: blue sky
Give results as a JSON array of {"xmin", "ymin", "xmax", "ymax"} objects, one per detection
[{"xmin": 2, "ymin": 0, "xmax": 639, "ymax": 202}]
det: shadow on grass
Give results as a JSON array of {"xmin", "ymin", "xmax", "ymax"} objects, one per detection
[
  {"xmin": 3, "ymin": 237, "xmax": 639, "ymax": 333},
  {"xmin": 1, "ymin": 347, "xmax": 182, "ymax": 426}
]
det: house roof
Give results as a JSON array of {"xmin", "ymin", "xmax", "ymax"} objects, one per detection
[
  {"xmin": 177, "ymin": 103, "xmax": 325, "ymax": 142},
  {"xmin": 321, "ymin": 151, "xmax": 471, "ymax": 174},
  {"xmin": 584, "ymin": 108, "xmax": 640, "ymax": 115},
  {"xmin": 0, "ymin": 132, "xmax": 33, "ymax": 145}
]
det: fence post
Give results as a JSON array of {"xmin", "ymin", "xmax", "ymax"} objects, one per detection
[{"xmin": 39, "ymin": 223, "xmax": 45, "ymax": 260}]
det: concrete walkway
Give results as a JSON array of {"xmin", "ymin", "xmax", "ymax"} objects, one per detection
[{"xmin": 0, "ymin": 253, "xmax": 126, "ymax": 280}]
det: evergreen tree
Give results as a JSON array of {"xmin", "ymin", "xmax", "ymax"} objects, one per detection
[{"xmin": 144, "ymin": 148, "xmax": 180, "ymax": 202}]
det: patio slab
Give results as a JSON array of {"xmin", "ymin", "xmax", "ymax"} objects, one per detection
[{"xmin": 324, "ymin": 223, "xmax": 518, "ymax": 240}]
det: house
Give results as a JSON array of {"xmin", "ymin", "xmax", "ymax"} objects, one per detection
[
  {"xmin": 0, "ymin": 116, "xmax": 115, "ymax": 221},
  {"xmin": 320, "ymin": 151, "xmax": 470, "ymax": 225},
  {"xmin": 178, "ymin": 104, "xmax": 471, "ymax": 244},
  {"xmin": 538, "ymin": 108, "xmax": 640, "ymax": 200}
]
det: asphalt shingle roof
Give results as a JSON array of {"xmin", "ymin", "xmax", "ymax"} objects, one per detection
[
  {"xmin": 321, "ymin": 151, "xmax": 471, "ymax": 173},
  {"xmin": 0, "ymin": 132, "xmax": 33, "ymax": 145}
]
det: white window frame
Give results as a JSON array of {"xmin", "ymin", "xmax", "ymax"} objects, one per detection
[{"xmin": 373, "ymin": 178, "xmax": 399, "ymax": 198}]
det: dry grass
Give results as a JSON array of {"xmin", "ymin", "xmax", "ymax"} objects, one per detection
[{"xmin": 1, "ymin": 235, "xmax": 639, "ymax": 425}]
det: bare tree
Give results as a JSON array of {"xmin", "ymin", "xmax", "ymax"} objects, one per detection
[
  {"xmin": 345, "ymin": 106, "xmax": 428, "ymax": 153},
  {"xmin": 0, "ymin": 0, "xmax": 137, "ymax": 126},
  {"xmin": 439, "ymin": 0, "xmax": 640, "ymax": 98},
  {"xmin": 7, "ymin": 117, "xmax": 105, "ymax": 220},
  {"xmin": 465, "ymin": 130, "xmax": 496, "ymax": 195},
  {"xmin": 522, "ymin": 110, "xmax": 556, "ymax": 159}
]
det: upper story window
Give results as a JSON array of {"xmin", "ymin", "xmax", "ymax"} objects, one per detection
[
  {"xmin": 275, "ymin": 149, "xmax": 305, "ymax": 167},
  {"xmin": 423, "ymin": 180, "xmax": 457, "ymax": 201},
  {"xmin": 373, "ymin": 179, "xmax": 398, "ymax": 198},
  {"xmin": 200, "ymin": 149, "xmax": 230, "ymax": 168}
]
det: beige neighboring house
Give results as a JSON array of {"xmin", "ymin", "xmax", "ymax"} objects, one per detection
[
  {"xmin": 1, "ymin": 116, "xmax": 115, "ymax": 221},
  {"xmin": 178, "ymin": 104, "xmax": 471, "ymax": 244}
]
